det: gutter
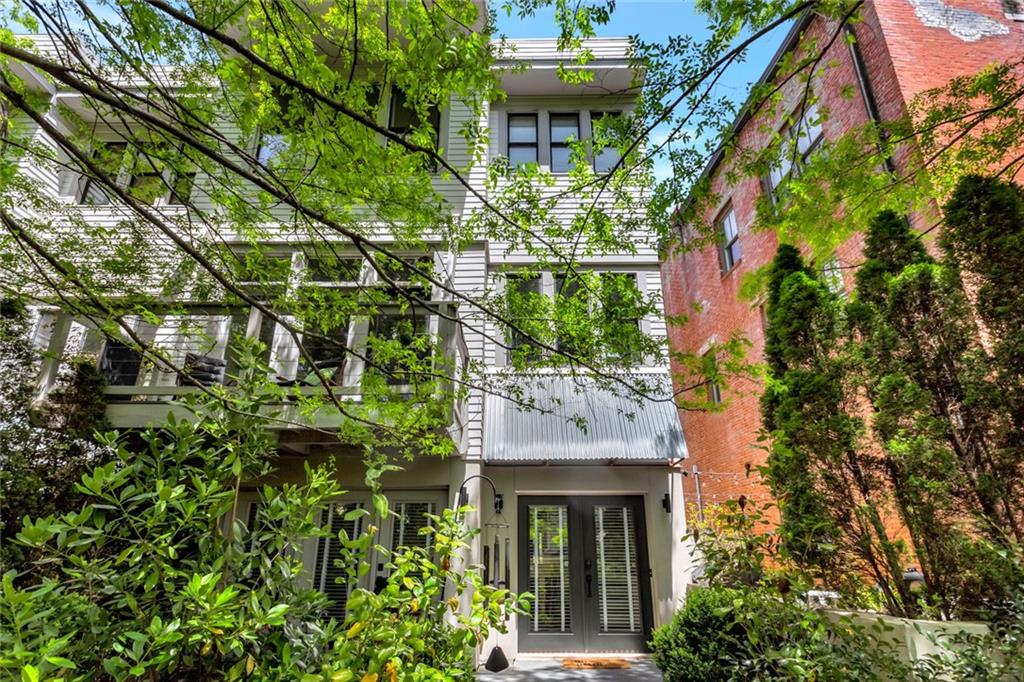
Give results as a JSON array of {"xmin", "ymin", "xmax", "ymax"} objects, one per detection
[{"xmin": 844, "ymin": 22, "xmax": 897, "ymax": 174}]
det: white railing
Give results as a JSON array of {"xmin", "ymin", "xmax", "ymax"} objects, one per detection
[{"xmin": 33, "ymin": 301, "xmax": 467, "ymax": 429}]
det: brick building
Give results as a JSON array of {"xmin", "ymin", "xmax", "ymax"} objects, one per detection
[{"xmin": 661, "ymin": 1, "xmax": 1024, "ymax": 516}]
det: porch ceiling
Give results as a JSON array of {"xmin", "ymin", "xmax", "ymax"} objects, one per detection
[{"xmin": 483, "ymin": 374, "xmax": 687, "ymax": 464}]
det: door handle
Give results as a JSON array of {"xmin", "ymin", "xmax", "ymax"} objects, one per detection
[{"xmin": 586, "ymin": 574, "xmax": 593, "ymax": 598}]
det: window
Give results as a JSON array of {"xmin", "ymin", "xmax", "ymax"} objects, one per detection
[
  {"xmin": 78, "ymin": 141, "xmax": 128, "ymax": 205},
  {"xmin": 704, "ymin": 350, "xmax": 723, "ymax": 405},
  {"xmin": 549, "ymin": 113, "xmax": 579, "ymax": 173},
  {"xmin": 98, "ymin": 338, "xmax": 144, "ymax": 386},
  {"xmin": 374, "ymin": 254, "xmax": 433, "ymax": 298},
  {"xmin": 767, "ymin": 101, "xmax": 824, "ymax": 199},
  {"xmin": 167, "ymin": 146, "xmax": 198, "ymax": 206},
  {"xmin": 126, "ymin": 144, "xmax": 168, "ymax": 204},
  {"xmin": 708, "ymin": 378, "xmax": 723, "ymax": 405},
  {"xmin": 600, "ymin": 273, "xmax": 644, "ymax": 365},
  {"xmin": 508, "ymin": 114, "xmax": 538, "ymax": 169},
  {"xmin": 821, "ymin": 255, "xmax": 846, "ymax": 297},
  {"xmin": 298, "ymin": 322, "xmax": 350, "ymax": 386},
  {"xmin": 552, "ymin": 271, "xmax": 586, "ymax": 353},
  {"xmin": 505, "ymin": 273, "xmax": 544, "ymax": 357},
  {"xmin": 591, "ymin": 111, "xmax": 622, "ymax": 173},
  {"xmin": 369, "ymin": 312, "xmax": 431, "ymax": 385},
  {"xmin": 388, "ymin": 87, "xmax": 441, "ymax": 150},
  {"xmin": 391, "ymin": 502, "xmax": 436, "ymax": 551},
  {"xmin": 717, "ymin": 207, "xmax": 740, "ymax": 272},
  {"xmin": 306, "ymin": 257, "xmax": 362, "ymax": 284},
  {"xmin": 232, "ymin": 253, "xmax": 292, "ymax": 299},
  {"xmin": 314, "ymin": 502, "xmax": 364, "ymax": 619}
]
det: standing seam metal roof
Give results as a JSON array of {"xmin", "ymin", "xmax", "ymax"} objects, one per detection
[{"xmin": 483, "ymin": 374, "xmax": 688, "ymax": 464}]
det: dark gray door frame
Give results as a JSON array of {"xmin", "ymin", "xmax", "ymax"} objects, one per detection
[{"xmin": 517, "ymin": 495, "xmax": 653, "ymax": 653}]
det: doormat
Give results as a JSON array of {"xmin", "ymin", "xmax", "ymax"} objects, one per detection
[{"xmin": 562, "ymin": 658, "xmax": 631, "ymax": 670}]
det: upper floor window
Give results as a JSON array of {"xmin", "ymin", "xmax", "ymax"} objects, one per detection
[
  {"xmin": 821, "ymin": 254, "xmax": 846, "ymax": 297},
  {"xmin": 717, "ymin": 206, "xmax": 740, "ymax": 273},
  {"xmin": 508, "ymin": 114, "xmax": 538, "ymax": 169},
  {"xmin": 591, "ymin": 111, "xmax": 623, "ymax": 173},
  {"xmin": 704, "ymin": 350, "xmax": 723, "ymax": 405},
  {"xmin": 549, "ymin": 113, "xmax": 579, "ymax": 173},
  {"xmin": 78, "ymin": 140, "xmax": 195, "ymax": 206},
  {"xmin": 505, "ymin": 273, "xmax": 543, "ymax": 355},
  {"xmin": 767, "ymin": 101, "xmax": 824, "ymax": 198},
  {"xmin": 388, "ymin": 87, "xmax": 441, "ymax": 150},
  {"xmin": 78, "ymin": 141, "xmax": 127, "ymax": 205}
]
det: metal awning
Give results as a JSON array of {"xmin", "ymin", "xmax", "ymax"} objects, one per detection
[{"xmin": 483, "ymin": 374, "xmax": 688, "ymax": 464}]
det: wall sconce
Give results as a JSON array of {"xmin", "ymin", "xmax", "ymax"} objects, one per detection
[
  {"xmin": 456, "ymin": 474, "xmax": 503, "ymax": 514},
  {"xmin": 661, "ymin": 492, "xmax": 671, "ymax": 513},
  {"xmin": 902, "ymin": 567, "xmax": 925, "ymax": 592}
]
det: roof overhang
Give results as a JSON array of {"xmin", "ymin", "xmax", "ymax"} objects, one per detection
[
  {"xmin": 494, "ymin": 38, "xmax": 642, "ymax": 97},
  {"xmin": 483, "ymin": 373, "xmax": 688, "ymax": 465}
]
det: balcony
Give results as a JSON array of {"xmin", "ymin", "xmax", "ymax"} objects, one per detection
[{"xmin": 33, "ymin": 302, "xmax": 470, "ymax": 444}]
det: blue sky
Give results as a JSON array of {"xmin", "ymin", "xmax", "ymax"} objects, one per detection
[{"xmin": 494, "ymin": 1, "xmax": 790, "ymax": 180}]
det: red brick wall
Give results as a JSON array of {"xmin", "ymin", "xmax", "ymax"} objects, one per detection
[{"xmin": 663, "ymin": 1, "xmax": 1024, "ymax": 518}]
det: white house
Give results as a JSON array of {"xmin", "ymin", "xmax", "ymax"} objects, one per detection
[{"xmin": 9, "ymin": 28, "xmax": 693, "ymax": 661}]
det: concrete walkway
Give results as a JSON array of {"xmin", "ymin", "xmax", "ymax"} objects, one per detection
[{"xmin": 477, "ymin": 656, "xmax": 661, "ymax": 681}]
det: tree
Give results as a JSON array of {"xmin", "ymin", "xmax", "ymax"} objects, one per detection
[
  {"xmin": 851, "ymin": 208, "xmax": 1022, "ymax": 616},
  {"xmin": 760, "ymin": 245, "xmax": 912, "ymax": 615},
  {"xmin": 2, "ymin": 381, "xmax": 525, "ymax": 680},
  {"xmin": 0, "ymin": 298, "xmax": 110, "ymax": 572},
  {"xmin": 943, "ymin": 175, "xmax": 1024, "ymax": 439}
]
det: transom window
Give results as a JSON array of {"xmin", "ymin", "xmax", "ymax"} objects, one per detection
[
  {"xmin": 549, "ymin": 113, "xmax": 580, "ymax": 173},
  {"xmin": 508, "ymin": 114, "xmax": 539, "ymax": 169},
  {"xmin": 717, "ymin": 207, "xmax": 740, "ymax": 273}
]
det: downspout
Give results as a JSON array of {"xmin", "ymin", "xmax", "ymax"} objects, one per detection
[{"xmin": 844, "ymin": 22, "xmax": 898, "ymax": 175}]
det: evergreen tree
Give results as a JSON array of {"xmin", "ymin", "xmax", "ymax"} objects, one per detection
[
  {"xmin": 0, "ymin": 299, "xmax": 111, "ymax": 572},
  {"xmin": 760, "ymin": 246, "xmax": 912, "ymax": 615},
  {"xmin": 852, "ymin": 209, "xmax": 1024, "ymax": 616},
  {"xmin": 943, "ymin": 175, "xmax": 1024, "ymax": 478}
]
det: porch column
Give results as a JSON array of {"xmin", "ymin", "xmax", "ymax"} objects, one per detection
[{"xmin": 33, "ymin": 312, "xmax": 72, "ymax": 404}]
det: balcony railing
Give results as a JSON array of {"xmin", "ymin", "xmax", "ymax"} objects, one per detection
[{"xmin": 33, "ymin": 302, "xmax": 469, "ymax": 432}]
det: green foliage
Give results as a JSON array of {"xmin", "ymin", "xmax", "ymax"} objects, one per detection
[
  {"xmin": 943, "ymin": 175, "xmax": 1024, "ymax": 426},
  {"xmin": 322, "ymin": 506, "xmax": 528, "ymax": 681},
  {"xmin": 853, "ymin": 198, "xmax": 1024, "ymax": 618},
  {"xmin": 650, "ymin": 587, "xmax": 748, "ymax": 682},
  {"xmin": 759, "ymin": 246, "xmax": 910, "ymax": 610},
  {"xmin": 0, "ymin": 381, "xmax": 527, "ymax": 681},
  {"xmin": 0, "ymin": 300, "xmax": 112, "ymax": 573},
  {"xmin": 651, "ymin": 581, "xmax": 908, "ymax": 682},
  {"xmin": 758, "ymin": 179, "xmax": 1024, "ymax": 621}
]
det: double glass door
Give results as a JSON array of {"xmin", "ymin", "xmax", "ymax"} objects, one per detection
[{"xmin": 517, "ymin": 496, "xmax": 652, "ymax": 653}]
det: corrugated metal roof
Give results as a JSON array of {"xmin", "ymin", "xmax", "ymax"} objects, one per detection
[{"xmin": 483, "ymin": 373, "xmax": 688, "ymax": 464}]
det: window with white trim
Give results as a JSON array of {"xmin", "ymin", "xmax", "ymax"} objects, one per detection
[
  {"xmin": 591, "ymin": 111, "xmax": 623, "ymax": 173},
  {"xmin": 508, "ymin": 114, "xmax": 539, "ymax": 169},
  {"xmin": 717, "ymin": 206, "xmax": 740, "ymax": 273},
  {"xmin": 767, "ymin": 101, "xmax": 824, "ymax": 199}
]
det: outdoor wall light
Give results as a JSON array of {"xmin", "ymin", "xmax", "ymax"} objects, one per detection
[
  {"xmin": 661, "ymin": 492, "xmax": 671, "ymax": 513},
  {"xmin": 902, "ymin": 567, "xmax": 926, "ymax": 592},
  {"xmin": 456, "ymin": 474, "xmax": 503, "ymax": 514}
]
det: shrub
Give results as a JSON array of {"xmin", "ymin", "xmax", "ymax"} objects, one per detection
[
  {"xmin": 651, "ymin": 586, "xmax": 909, "ymax": 682},
  {"xmin": 650, "ymin": 587, "xmax": 747, "ymax": 682}
]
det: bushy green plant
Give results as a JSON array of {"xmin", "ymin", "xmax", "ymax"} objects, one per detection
[
  {"xmin": 0, "ymin": 299, "xmax": 112, "ymax": 573},
  {"xmin": 650, "ymin": 587, "xmax": 747, "ymax": 682},
  {"xmin": 651, "ymin": 584, "xmax": 907, "ymax": 682},
  {"xmin": 0, "ymin": 372, "xmax": 527, "ymax": 681}
]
